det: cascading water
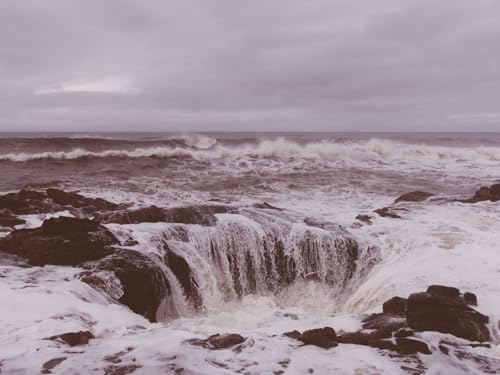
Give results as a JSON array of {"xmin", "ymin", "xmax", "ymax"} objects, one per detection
[{"xmin": 127, "ymin": 207, "xmax": 381, "ymax": 321}]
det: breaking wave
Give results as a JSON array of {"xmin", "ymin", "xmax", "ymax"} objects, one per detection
[{"xmin": 2, "ymin": 138, "xmax": 500, "ymax": 166}]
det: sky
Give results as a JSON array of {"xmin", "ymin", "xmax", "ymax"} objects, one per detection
[{"xmin": 0, "ymin": 0, "xmax": 500, "ymax": 132}]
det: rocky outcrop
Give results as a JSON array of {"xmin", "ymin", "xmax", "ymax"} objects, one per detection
[
  {"xmin": 0, "ymin": 211, "xmax": 25, "ymax": 228},
  {"xmin": 394, "ymin": 191, "xmax": 433, "ymax": 203},
  {"xmin": 46, "ymin": 188, "xmax": 119, "ymax": 212},
  {"xmin": 0, "ymin": 217, "xmax": 117, "ymax": 266},
  {"xmin": 462, "ymin": 184, "xmax": 500, "ymax": 203},
  {"xmin": 186, "ymin": 333, "xmax": 246, "ymax": 350},
  {"xmin": 406, "ymin": 291, "xmax": 490, "ymax": 342},
  {"xmin": 95, "ymin": 205, "xmax": 167, "ymax": 224},
  {"xmin": 48, "ymin": 331, "xmax": 94, "ymax": 346},
  {"xmin": 90, "ymin": 250, "xmax": 171, "ymax": 323},
  {"xmin": 297, "ymin": 327, "xmax": 338, "ymax": 349},
  {"xmin": 382, "ymin": 296, "xmax": 407, "ymax": 314}
]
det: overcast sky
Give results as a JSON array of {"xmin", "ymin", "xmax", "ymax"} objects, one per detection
[{"xmin": 1, "ymin": 0, "xmax": 499, "ymax": 132}]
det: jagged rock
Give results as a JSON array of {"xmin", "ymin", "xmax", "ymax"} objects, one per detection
[
  {"xmin": 374, "ymin": 207, "xmax": 401, "ymax": 219},
  {"xmin": 463, "ymin": 292, "xmax": 478, "ymax": 306},
  {"xmin": 49, "ymin": 331, "xmax": 94, "ymax": 346},
  {"xmin": 0, "ymin": 212, "xmax": 25, "ymax": 228},
  {"xmin": 163, "ymin": 205, "xmax": 235, "ymax": 226},
  {"xmin": 165, "ymin": 245, "xmax": 202, "ymax": 309},
  {"xmin": 95, "ymin": 205, "xmax": 166, "ymax": 224},
  {"xmin": 92, "ymin": 250, "xmax": 171, "ymax": 322},
  {"xmin": 426, "ymin": 285, "xmax": 460, "ymax": 299},
  {"xmin": 383, "ymin": 297, "xmax": 407, "ymax": 314},
  {"xmin": 0, "ymin": 217, "xmax": 117, "ymax": 266},
  {"xmin": 186, "ymin": 333, "xmax": 245, "ymax": 349},
  {"xmin": 355, "ymin": 214, "xmax": 372, "ymax": 224},
  {"xmin": 462, "ymin": 184, "xmax": 500, "ymax": 203},
  {"xmin": 406, "ymin": 292, "xmax": 490, "ymax": 342},
  {"xmin": 0, "ymin": 189, "xmax": 52, "ymax": 214},
  {"xmin": 394, "ymin": 191, "xmax": 433, "ymax": 203}
]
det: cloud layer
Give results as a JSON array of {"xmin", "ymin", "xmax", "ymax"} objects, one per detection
[{"xmin": 1, "ymin": 0, "xmax": 499, "ymax": 131}]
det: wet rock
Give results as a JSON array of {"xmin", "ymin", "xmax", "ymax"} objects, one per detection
[
  {"xmin": 165, "ymin": 245, "xmax": 202, "ymax": 309},
  {"xmin": 395, "ymin": 328, "xmax": 415, "ymax": 338},
  {"xmin": 362, "ymin": 313, "xmax": 407, "ymax": 333},
  {"xmin": 355, "ymin": 214, "xmax": 372, "ymax": 224},
  {"xmin": 104, "ymin": 365, "xmax": 143, "ymax": 375},
  {"xmin": 284, "ymin": 330, "xmax": 301, "ymax": 340},
  {"xmin": 49, "ymin": 331, "xmax": 94, "ymax": 346},
  {"xmin": 394, "ymin": 191, "xmax": 433, "ymax": 203},
  {"xmin": 0, "ymin": 217, "xmax": 117, "ymax": 266},
  {"xmin": 395, "ymin": 338, "xmax": 431, "ymax": 355},
  {"xmin": 298, "ymin": 327, "xmax": 338, "ymax": 349},
  {"xmin": 374, "ymin": 207, "xmax": 401, "ymax": 219},
  {"xmin": 406, "ymin": 292, "xmax": 490, "ymax": 342},
  {"xmin": 0, "ymin": 189, "xmax": 53, "ymax": 214},
  {"xmin": 383, "ymin": 297, "xmax": 407, "ymax": 314},
  {"xmin": 46, "ymin": 188, "xmax": 119, "ymax": 211},
  {"xmin": 462, "ymin": 183, "xmax": 500, "ymax": 203},
  {"xmin": 41, "ymin": 217, "xmax": 100, "ymax": 235},
  {"xmin": 41, "ymin": 357, "xmax": 67, "ymax": 374},
  {"xmin": 164, "ymin": 205, "xmax": 235, "ymax": 226},
  {"xmin": 426, "ymin": 285, "xmax": 460, "ymax": 299},
  {"xmin": 93, "ymin": 250, "xmax": 171, "ymax": 322},
  {"xmin": 0, "ymin": 212, "xmax": 25, "ymax": 228},
  {"xmin": 187, "ymin": 333, "xmax": 246, "ymax": 350},
  {"xmin": 95, "ymin": 205, "xmax": 166, "ymax": 224},
  {"xmin": 463, "ymin": 292, "xmax": 477, "ymax": 306}
]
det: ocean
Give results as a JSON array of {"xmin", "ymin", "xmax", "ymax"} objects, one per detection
[{"xmin": 1, "ymin": 132, "xmax": 499, "ymax": 374}]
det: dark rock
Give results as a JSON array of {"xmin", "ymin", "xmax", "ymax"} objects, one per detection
[
  {"xmin": 383, "ymin": 297, "xmax": 407, "ymax": 314},
  {"xmin": 164, "ymin": 205, "xmax": 235, "ymax": 226},
  {"xmin": 298, "ymin": 327, "xmax": 338, "ymax": 349},
  {"xmin": 338, "ymin": 330, "xmax": 391, "ymax": 345},
  {"xmin": 0, "ymin": 190, "xmax": 52, "ymax": 214},
  {"xmin": 165, "ymin": 245, "xmax": 202, "ymax": 309},
  {"xmin": 41, "ymin": 217, "xmax": 100, "ymax": 235},
  {"xmin": 46, "ymin": 188, "xmax": 119, "ymax": 211},
  {"xmin": 394, "ymin": 191, "xmax": 433, "ymax": 203},
  {"xmin": 406, "ymin": 292, "xmax": 490, "ymax": 342},
  {"xmin": 462, "ymin": 184, "xmax": 500, "ymax": 203},
  {"xmin": 0, "ymin": 212, "xmax": 25, "ymax": 228},
  {"xmin": 0, "ymin": 217, "xmax": 117, "ymax": 266},
  {"xmin": 355, "ymin": 214, "xmax": 372, "ymax": 224},
  {"xmin": 362, "ymin": 313, "xmax": 407, "ymax": 333},
  {"xmin": 49, "ymin": 331, "xmax": 94, "ymax": 346},
  {"xmin": 253, "ymin": 202, "xmax": 282, "ymax": 210},
  {"xmin": 374, "ymin": 207, "xmax": 401, "ymax": 219},
  {"xmin": 395, "ymin": 328, "xmax": 415, "ymax": 338},
  {"xmin": 186, "ymin": 333, "xmax": 245, "ymax": 350},
  {"xmin": 95, "ymin": 206, "xmax": 166, "ymax": 224},
  {"xmin": 463, "ymin": 292, "xmax": 478, "ymax": 306},
  {"xmin": 104, "ymin": 365, "xmax": 143, "ymax": 375},
  {"xmin": 426, "ymin": 285, "xmax": 460, "ymax": 299},
  {"xmin": 395, "ymin": 338, "xmax": 431, "ymax": 355},
  {"xmin": 41, "ymin": 357, "xmax": 67, "ymax": 374},
  {"xmin": 93, "ymin": 250, "xmax": 171, "ymax": 322}
]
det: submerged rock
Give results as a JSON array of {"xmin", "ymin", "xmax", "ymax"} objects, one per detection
[
  {"xmin": 95, "ymin": 205, "xmax": 166, "ymax": 224},
  {"xmin": 0, "ymin": 217, "xmax": 117, "ymax": 266},
  {"xmin": 374, "ymin": 207, "xmax": 402, "ymax": 219},
  {"xmin": 41, "ymin": 357, "xmax": 67, "ymax": 374},
  {"xmin": 355, "ymin": 214, "xmax": 372, "ymax": 224},
  {"xmin": 49, "ymin": 331, "xmax": 94, "ymax": 346},
  {"xmin": 186, "ymin": 333, "xmax": 246, "ymax": 350},
  {"xmin": 394, "ymin": 191, "xmax": 433, "ymax": 203}
]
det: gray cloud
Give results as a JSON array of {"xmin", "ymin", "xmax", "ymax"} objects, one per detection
[{"xmin": 0, "ymin": 0, "xmax": 499, "ymax": 132}]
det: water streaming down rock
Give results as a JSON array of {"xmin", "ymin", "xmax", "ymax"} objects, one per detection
[{"xmin": 139, "ymin": 207, "xmax": 380, "ymax": 321}]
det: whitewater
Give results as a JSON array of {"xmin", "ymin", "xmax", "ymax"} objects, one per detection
[{"xmin": 1, "ymin": 133, "xmax": 500, "ymax": 374}]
